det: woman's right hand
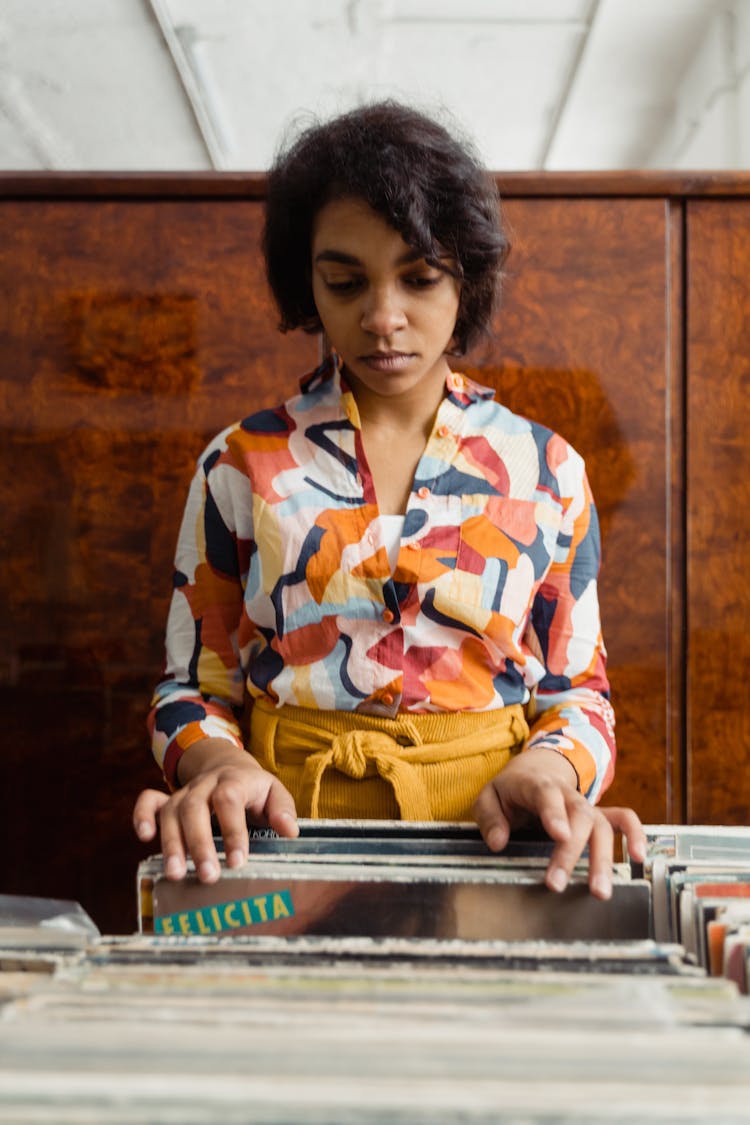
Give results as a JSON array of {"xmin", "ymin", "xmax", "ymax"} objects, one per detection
[{"xmin": 132, "ymin": 738, "xmax": 299, "ymax": 884}]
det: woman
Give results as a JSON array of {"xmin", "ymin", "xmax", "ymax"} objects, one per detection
[{"xmin": 133, "ymin": 102, "xmax": 645, "ymax": 897}]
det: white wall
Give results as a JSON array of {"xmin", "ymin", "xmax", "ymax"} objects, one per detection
[
  {"xmin": 0, "ymin": 0, "xmax": 748, "ymax": 171},
  {"xmin": 648, "ymin": 1, "xmax": 750, "ymax": 169}
]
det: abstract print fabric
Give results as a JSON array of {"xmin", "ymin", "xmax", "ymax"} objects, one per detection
[{"xmin": 150, "ymin": 363, "xmax": 616, "ymax": 802}]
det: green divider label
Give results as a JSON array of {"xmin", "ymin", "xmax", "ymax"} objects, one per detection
[{"xmin": 155, "ymin": 888, "xmax": 295, "ymax": 935}]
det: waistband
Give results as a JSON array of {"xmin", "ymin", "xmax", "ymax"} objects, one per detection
[{"xmin": 250, "ymin": 698, "xmax": 529, "ymax": 820}]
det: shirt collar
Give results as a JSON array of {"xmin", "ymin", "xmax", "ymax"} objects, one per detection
[
  {"xmin": 445, "ymin": 369, "xmax": 496, "ymax": 407},
  {"xmin": 299, "ymin": 352, "xmax": 338, "ymax": 395}
]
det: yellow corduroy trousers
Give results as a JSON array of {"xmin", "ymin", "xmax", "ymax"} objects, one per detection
[{"xmin": 250, "ymin": 697, "xmax": 529, "ymax": 821}]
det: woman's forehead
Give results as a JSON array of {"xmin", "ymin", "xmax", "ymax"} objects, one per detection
[{"xmin": 311, "ymin": 196, "xmax": 416, "ymax": 262}]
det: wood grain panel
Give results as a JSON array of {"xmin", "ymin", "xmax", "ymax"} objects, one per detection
[
  {"xmin": 686, "ymin": 201, "xmax": 750, "ymax": 824},
  {"xmin": 5, "ymin": 169, "xmax": 750, "ymax": 198},
  {"xmin": 0, "ymin": 200, "xmax": 318, "ymax": 931},
  {"xmin": 458, "ymin": 198, "xmax": 675, "ymax": 822},
  {"xmin": 667, "ymin": 203, "xmax": 687, "ymax": 823}
]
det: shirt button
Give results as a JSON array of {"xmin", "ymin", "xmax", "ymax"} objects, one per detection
[
  {"xmin": 438, "ymin": 425, "xmax": 450, "ymax": 438},
  {"xmin": 382, "ymin": 608, "xmax": 394, "ymax": 623},
  {"xmin": 417, "ymin": 486, "xmax": 430, "ymax": 499},
  {"xmin": 382, "ymin": 692, "xmax": 394, "ymax": 706},
  {"xmin": 406, "ymin": 541, "xmax": 420, "ymax": 551}
]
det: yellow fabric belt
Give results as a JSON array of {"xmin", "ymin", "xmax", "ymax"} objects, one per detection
[{"xmin": 250, "ymin": 698, "xmax": 529, "ymax": 821}]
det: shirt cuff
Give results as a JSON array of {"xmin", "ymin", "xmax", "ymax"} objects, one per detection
[
  {"xmin": 160, "ymin": 717, "xmax": 245, "ymax": 790},
  {"xmin": 523, "ymin": 733, "xmax": 597, "ymax": 798}
]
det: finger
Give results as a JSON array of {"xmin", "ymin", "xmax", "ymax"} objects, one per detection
[
  {"xmin": 544, "ymin": 796, "xmax": 595, "ymax": 893},
  {"xmin": 211, "ymin": 777, "xmax": 255, "ymax": 868},
  {"xmin": 157, "ymin": 797, "xmax": 190, "ymax": 881},
  {"xmin": 177, "ymin": 788, "xmax": 223, "ymax": 883},
  {"xmin": 533, "ymin": 783, "xmax": 573, "ymax": 846},
  {"xmin": 132, "ymin": 789, "xmax": 170, "ymax": 842},
  {"xmin": 599, "ymin": 806, "xmax": 648, "ymax": 863},
  {"xmin": 586, "ymin": 812, "xmax": 616, "ymax": 900},
  {"xmin": 262, "ymin": 779, "xmax": 300, "ymax": 839},
  {"xmin": 472, "ymin": 783, "xmax": 512, "ymax": 853}
]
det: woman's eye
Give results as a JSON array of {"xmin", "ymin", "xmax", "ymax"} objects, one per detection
[
  {"xmin": 405, "ymin": 273, "xmax": 442, "ymax": 289},
  {"xmin": 324, "ymin": 278, "xmax": 362, "ymax": 294}
]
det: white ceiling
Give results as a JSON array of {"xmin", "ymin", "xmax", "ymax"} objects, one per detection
[{"xmin": 0, "ymin": 0, "xmax": 740, "ymax": 172}]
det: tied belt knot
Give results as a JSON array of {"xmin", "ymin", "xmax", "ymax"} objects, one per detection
[
  {"xmin": 250, "ymin": 697, "xmax": 529, "ymax": 823},
  {"xmin": 305, "ymin": 723, "xmax": 429, "ymax": 819}
]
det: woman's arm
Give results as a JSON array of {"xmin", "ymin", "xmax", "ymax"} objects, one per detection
[
  {"xmin": 523, "ymin": 454, "xmax": 615, "ymax": 798},
  {"xmin": 136, "ymin": 430, "xmax": 298, "ymax": 881},
  {"xmin": 148, "ymin": 435, "xmax": 250, "ymax": 788},
  {"xmin": 475, "ymin": 452, "xmax": 645, "ymax": 892}
]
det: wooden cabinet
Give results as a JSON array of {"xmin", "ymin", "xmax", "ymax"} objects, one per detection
[
  {"xmin": 685, "ymin": 200, "xmax": 750, "ymax": 823},
  {"xmin": 0, "ymin": 174, "xmax": 748, "ymax": 930}
]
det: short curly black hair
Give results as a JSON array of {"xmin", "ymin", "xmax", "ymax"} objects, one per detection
[{"xmin": 263, "ymin": 101, "xmax": 510, "ymax": 356}]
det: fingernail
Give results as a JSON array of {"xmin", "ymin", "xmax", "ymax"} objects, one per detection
[
  {"xmin": 227, "ymin": 848, "xmax": 244, "ymax": 868},
  {"xmin": 549, "ymin": 818, "xmax": 570, "ymax": 839},
  {"xmin": 198, "ymin": 860, "xmax": 219, "ymax": 883},
  {"xmin": 280, "ymin": 813, "xmax": 299, "ymax": 836},
  {"xmin": 487, "ymin": 828, "xmax": 505, "ymax": 852},
  {"xmin": 136, "ymin": 821, "xmax": 151, "ymax": 840},
  {"xmin": 165, "ymin": 855, "xmax": 182, "ymax": 879},
  {"xmin": 547, "ymin": 867, "xmax": 568, "ymax": 893},
  {"xmin": 591, "ymin": 874, "xmax": 612, "ymax": 900}
]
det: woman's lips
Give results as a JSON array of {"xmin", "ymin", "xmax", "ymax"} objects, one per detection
[{"xmin": 358, "ymin": 351, "xmax": 415, "ymax": 372}]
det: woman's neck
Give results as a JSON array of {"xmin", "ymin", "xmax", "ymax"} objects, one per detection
[{"xmin": 343, "ymin": 364, "xmax": 449, "ymax": 440}]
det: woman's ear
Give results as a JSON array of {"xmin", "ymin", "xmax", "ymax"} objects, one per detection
[
  {"xmin": 445, "ymin": 328, "xmax": 464, "ymax": 358},
  {"xmin": 301, "ymin": 313, "xmax": 324, "ymax": 335},
  {"xmin": 301, "ymin": 260, "xmax": 321, "ymax": 333}
]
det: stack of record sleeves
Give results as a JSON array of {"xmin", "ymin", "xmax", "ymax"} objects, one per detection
[
  {"xmin": 2, "ymin": 822, "xmax": 750, "ymax": 1121},
  {"xmin": 135, "ymin": 819, "xmax": 750, "ymax": 987},
  {"xmin": 632, "ymin": 824, "xmax": 750, "ymax": 993},
  {"xmin": 138, "ymin": 819, "xmax": 652, "ymax": 946}
]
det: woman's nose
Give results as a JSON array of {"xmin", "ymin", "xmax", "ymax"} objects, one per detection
[{"xmin": 360, "ymin": 286, "xmax": 407, "ymax": 336}]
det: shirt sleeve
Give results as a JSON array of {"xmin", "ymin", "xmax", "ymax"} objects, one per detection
[
  {"xmin": 522, "ymin": 452, "xmax": 616, "ymax": 803},
  {"xmin": 148, "ymin": 434, "xmax": 250, "ymax": 789}
]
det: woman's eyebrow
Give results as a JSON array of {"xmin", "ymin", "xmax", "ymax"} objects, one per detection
[
  {"xmin": 313, "ymin": 248, "xmax": 424, "ymax": 266},
  {"xmin": 314, "ymin": 250, "xmax": 361, "ymax": 266}
]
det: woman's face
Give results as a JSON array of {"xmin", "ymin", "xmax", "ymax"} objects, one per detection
[{"xmin": 311, "ymin": 196, "xmax": 460, "ymax": 408}]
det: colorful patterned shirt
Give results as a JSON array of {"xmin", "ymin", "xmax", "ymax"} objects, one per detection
[{"xmin": 150, "ymin": 363, "xmax": 616, "ymax": 801}]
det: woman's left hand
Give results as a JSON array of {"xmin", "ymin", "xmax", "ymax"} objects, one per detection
[{"xmin": 472, "ymin": 746, "xmax": 647, "ymax": 899}]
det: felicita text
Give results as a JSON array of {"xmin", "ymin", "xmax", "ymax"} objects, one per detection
[{"xmin": 155, "ymin": 889, "xmax": 294, "ymax": 935}]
